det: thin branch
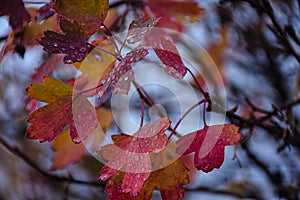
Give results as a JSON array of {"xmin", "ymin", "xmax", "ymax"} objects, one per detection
[
  {"xmin": 186, "ymin": 68, "xmax": 208, "ymax": 97},
  {"xmin": 0, "ymin": 136, "xmax": 105, "ymax": 188},
  {"xmin": 101, "ymin": 22, "xmax": 121, "ymax": 57},
  {"xmin": 132, "ymin": 80, "xmax": 182, "ymax": 137},
  {"xmin": 88, "ymin": 42, "xmax": 117, "ymax": 58},
  {"xmin": 109, "ymin": 0, "xmax": 144, "ymax": 8},
  {"xmin": 185, "ymin": 186, "xmax": 264, "ymax": 200},
  {"xmin": 243, "ymin": 0, "xmax": 300, "ymax": 63},
  {"xmin": 23, "ymin": 1, "xmax": 48, "ymax": 4}
]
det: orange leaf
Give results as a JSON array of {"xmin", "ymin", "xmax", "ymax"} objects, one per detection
[
  {"xmin": 104, "ymin": 156, "xmax": 190, "ymax": 200},
  {"xmin": 23, "ymin": 8, "xmax": 58, "ymax": 46},
  {"xmin": 50, "ymin": 128, "xmax": 85, "ymax": 170},
  {"xmin": 74, "ymin": 38, "xmax": 116, "ymax": 96}
]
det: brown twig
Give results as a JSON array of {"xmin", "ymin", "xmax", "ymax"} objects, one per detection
[{"xmin": 0, "ymin": 136, "xmax": 104, "ymax": 188}]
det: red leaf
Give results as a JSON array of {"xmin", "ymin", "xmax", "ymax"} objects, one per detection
[
  {"xmin": 98, "ymin": 117, "xmax": 171, "ymax": 197},
  {"xmin": 176, "ymin": 124, "xmax": 242, "ymax": 172},
  {"xmin": 98, "ymin": 48, "xmax": 148, "ymax": 98},
  {"xmin": 38, "ymin": 18, "xmax": 88, "ymax": 64},
  {"xmin": 26, "ymin": 77, "xmax": 98, "ymax": 143},
  {"xmin": 0, "ymin": 0, "xmax": 30, "ymax": 31},
  {"xmin": 149, "ymin": 35, "xmax": 187, "ymax": 79},
  {"xmin": 146, "ymin": 0, "xmax": 204, "ymax": 32}
]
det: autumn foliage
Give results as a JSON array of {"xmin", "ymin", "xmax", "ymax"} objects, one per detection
[{"xmin": 0, "ymin": 0, "xmax": 245, "ymax": 199}]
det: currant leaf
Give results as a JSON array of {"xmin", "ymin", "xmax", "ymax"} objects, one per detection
[
  {"xmin": 176, "ymin": 124, "xmax": 242, "ymax": 172},
  {"xmin": 38, "ymin": 18, "xmax": 88, "ymax": 64},
  {"xmin": 98, "ymin": 117, "xmax": 171, "ymax": 197},
  {"xmin": 26, "ymin": 77, "xmax": 98, "ymax": 143},
  {"xmin": 104, "ymin": 154, "xmax": 190, "ymax": 200},
  {"xmin": 50, "ymin": 107, "xmax": 113, "ymax": 170}
]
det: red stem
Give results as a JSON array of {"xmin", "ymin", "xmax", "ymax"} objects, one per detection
[
  {"xmin": 203, "ymin": 98, "xmax": 208, "ymax": 127},
  {"xmin": 87, "ymin": 42, "xmax": 117, "ymax": 58},
  {"xmin": 186, "ymin": 67, "xmax": 207, "ymax": 97},
  {"xmin": 101, "ymin": 22, "xmax": 121, "ymax": 56},
  {"xmin": 168, "ymin": 99, "xmax": 206, "ymax": 140},
  {"xmin": 140, "ymin": 98, "xmax": 145, "ymax": 128}
]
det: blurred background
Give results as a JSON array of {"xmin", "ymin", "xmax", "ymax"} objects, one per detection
[{"xmin": 1, "ymin": 0, "xmax": 300, "ymax": 199}]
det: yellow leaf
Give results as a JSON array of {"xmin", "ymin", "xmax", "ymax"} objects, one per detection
[
  {"xmin": 74, "ymin": 38, "xmax": 116, "ymax": 95},
  {"xmin": 23, "ymin": 8, "xmax": 58, "ymax": 46}
]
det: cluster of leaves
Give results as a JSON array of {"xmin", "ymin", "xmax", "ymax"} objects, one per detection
[{"xmin": 0, "ymin": 0, "xmax": 243, "ymax": 199}]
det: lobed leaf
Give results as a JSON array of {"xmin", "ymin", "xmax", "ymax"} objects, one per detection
[
  {"xmin": 50, "ymin": 107, "xmax": 113, "ymax": 170},
  {"xmin": 176, "ymin": 124, "xmax": 242, "ymax": 172},
  {"xmin": 104, "ymin": 154, "xmax": 190, "ymax": 200},
  {"xmin": 38, "ymin": 18, "xmax": 88, "ymax": 64},
  {"xmin": 98, "ymin": 117, "xmax": 170, "ymax": 197},
  {"xmin": 26, "ymin": 77, "xmax": 98, "ymax": 143}
]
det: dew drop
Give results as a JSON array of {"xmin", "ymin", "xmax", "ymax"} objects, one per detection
[
  {"xmin": 99, "ymin": 174, "xmax": 108, "ymax": 180},
  {"xmin": 69, "ymin": 45, "xmax": 75, "ymax": 50},
  {"xmin": 79, "ymin": 47, "xmax": 87, "ymax": 52},
  {"xmin": 53, "ymin": 43, "xmax": 58, "ymax": 47},
  {"xmin": 65, "ymin": 59, "xmax": 73, "ymax": 64},
  {"xmin": 134, "ymin": 155, "xmax": 139, "ymax": 161},
  {"xmin": 72, "ymin": 137, "xmax": 81, "ymax": 143},
  {"xmin": 94, "ymin": 54, "xmax": 102, "ymax": 62}
]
